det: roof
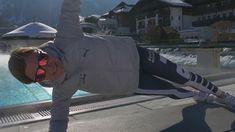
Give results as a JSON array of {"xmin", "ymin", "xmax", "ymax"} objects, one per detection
[
  {"xmin": 184, "ymin": 0, "xmax": 220, "ymax": 5},
  {"xmin": 112, "ymin": 2, "xmax": 135, "ymax": 13},
  {"xmin": 131, "ymin": 0, "xmax": 192, "ymax": 14},
  {"xmin": 80, "ymin": 22, "xmax": 99, "ymax": 29},
  {"xmin": 231, "ymin": 27, "xmax": 235, "ymax": 33},
  {"xmin": 159, "ymin": 0, "xmax": 192, "ymax": 7},
  {"xmin": 2, "ymin": 22, "xmax": 57, "ymax": 38}
]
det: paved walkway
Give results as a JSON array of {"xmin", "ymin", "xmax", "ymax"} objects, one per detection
[{"xmin": 1, "ymin": 68, "xmax": 235, "ymax": 132}]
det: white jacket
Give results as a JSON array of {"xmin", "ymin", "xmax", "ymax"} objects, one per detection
[{"xmin": 47, "ymin": 0, "xmax": 139, "ymax": 131}]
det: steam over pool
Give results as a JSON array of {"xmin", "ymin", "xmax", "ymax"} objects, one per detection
[{"xmin": 0, "ymin": 55, "xmax": 88, "ymax": 107}]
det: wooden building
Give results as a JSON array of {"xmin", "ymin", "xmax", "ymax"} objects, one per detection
[
  {"xmin": 131, "ymin": 0, "xmax": 191, "ymax": 35},
  {"xmin": 99, "ymin": 2, "xmax": 136, "ymax": 35},
  {"xmin": 184, "ymin": 0, "xmax": 235, "ymax": 27},
  {"xmin": 131, "ymin": 0, "xmax": 235, "ymax": 42}
]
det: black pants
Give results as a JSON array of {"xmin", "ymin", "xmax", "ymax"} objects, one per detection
[
  {"xmin": 138, "ymin": 47, "xmax": 190, "ymax": 83},
  {"xmin": 136, "ymin": 47, "xmax": 218, "ymax": 96}
]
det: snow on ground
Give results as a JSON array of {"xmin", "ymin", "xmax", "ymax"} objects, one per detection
[
  {"xmin": 149, "ymin": 48, "xmax": 235, "ymax": 68},
  {"xmin": 220, "ymin": 55, "xmax": 235, "ymax": 68},
  {"xmin": 160, "ymin": 52, "xmax": 197, "ymax": 66}
]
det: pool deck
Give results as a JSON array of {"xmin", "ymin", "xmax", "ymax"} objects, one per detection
[{"xmin": 0, "ymin": 67, "xmax": 235, "ymax": 132}]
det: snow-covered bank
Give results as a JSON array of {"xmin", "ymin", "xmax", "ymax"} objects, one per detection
[{"xmin": 150, "ymin": 48, "xmax": 235, "ymax": 68}]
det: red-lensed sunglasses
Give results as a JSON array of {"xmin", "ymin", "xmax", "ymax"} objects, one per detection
[{"xmin": 34, "ymin": 49, "xmax": 48, "ymax": 82}]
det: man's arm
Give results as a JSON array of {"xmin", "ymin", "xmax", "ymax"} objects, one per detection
[
  {"xmin": 49, "ymin": 88, "xmax": 72, "ymax": 132},
  {"xmin": 56, "ymin": 0, "xmax": 83, "ymax": 40}
]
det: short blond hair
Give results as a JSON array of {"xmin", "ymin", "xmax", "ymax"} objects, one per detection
[{"xmin": 8, "ymin": 47, "xmax": 37, "ymax": 84}]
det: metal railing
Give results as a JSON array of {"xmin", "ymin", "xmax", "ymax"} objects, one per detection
[
  {"xmin": 138, "ymin": 42, "xmax": 235, "ymax": 69},
  {"xmin": 138, "ymin": 42, "xmax": 235, "ymax": 49}
]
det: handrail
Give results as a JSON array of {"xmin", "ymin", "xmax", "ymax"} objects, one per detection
[{"xmin": 138, "ymin": 42, "xmax": 235, "ymax": 48}]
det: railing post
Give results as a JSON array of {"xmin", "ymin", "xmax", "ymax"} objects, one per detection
[{"xmin": 196, "ymin": 48, "xmax": 220, "ymax": 69}]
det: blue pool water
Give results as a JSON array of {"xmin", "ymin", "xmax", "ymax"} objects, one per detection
[{"xmin": 0, "ymin": 55, "xmax": 89, "ymax": 107}]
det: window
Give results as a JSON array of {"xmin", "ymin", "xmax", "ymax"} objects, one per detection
[
  {"xmin": 229, "ymin": 12, "xmax": 233, "ymax": 16},
  {"xmin": 223, "ymin": 0, "xmax": 232, "ymax": 5},
  {"xmin": 178, "ymin": 16, "xmax": 181, "ymax": 20},
  {"xmin": 202, "ymin": 16, "xmax": 206, "ymax": 20},
  {"xmin": 198, "ymin": 17, "xmax": 201, "ymax": 21},
  {"xmin": 138, "ymin": 21, "xmax": 145, "ymax": 29},
  {"xmin": 82, "ymin": 27, "xmax": 94, "ymax": 33},
  {"xmin": 223, "ymin": 13, "xmax": 227, "ymax": 18},
  {"xmin": 211, "ymin": 3, "xmax": 216, "ymax": 8},
  {"xmin": 216, "ymin": 2, "xmax": 221, "ymax": 7},
  {"xmin": 213, "ymin": 15, "xmax": 217, "ymax": 19},
  {"xmin": 171, "ymin": 16, "xmax": 174, "ymax": 21},
  {"xmin": 147, "ymin": 19, "xmax": 156, "ymax": 26}
]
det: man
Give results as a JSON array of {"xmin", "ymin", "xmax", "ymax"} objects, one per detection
[{"xmin": 8, "ymin": 0, "xmax": 235, "ymax": 132}]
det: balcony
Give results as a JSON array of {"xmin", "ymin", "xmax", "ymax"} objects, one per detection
[
  {"xmin": 158, "ymin": 17, "xmax": 170, "ymax": 27},
  {"xmin": 138, "ymin": 24, "xmax": 145, "ymax": 29},
  {"xmin": 192, "ymin": 16, "xmax": 235, "ymax": 27},
  {"xmin": 136, "ymin": 15, "xmax": 145, "ymax": 20},
  {"xmin": 192, "ymin": 1, "xmax": 235, "ymax": 15},
  {"xmin": 136, "ymin": 11, "xmax": 157, "ymax": 20},
  {"xmin": 146, "ymin": 12, "xmax": 156, "ymax": 18}
]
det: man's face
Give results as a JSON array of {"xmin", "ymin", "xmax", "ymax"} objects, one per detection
[{"xmin": 25, "ymin": 49, "xmax": 64, "ymax": 82}]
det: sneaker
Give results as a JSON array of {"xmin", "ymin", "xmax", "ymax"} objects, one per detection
[
  {"xmin": 192, "ymin": 91, "xmax": 216, "ymax": 103},
  {"xmin": 220, "ymin": 93, "xmax": 235, "ymax": 109}
]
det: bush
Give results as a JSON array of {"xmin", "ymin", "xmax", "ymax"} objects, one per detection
[
  {"xmin": 144, "ymin": 25, "xmax": 161, "ymax": 43},
  {"xmin": 144, "ymin": 26, "xmax": 181, "ymax": 44},
  {"xmin": 218, "ymin": 33, "xmax": 229, "ymax": 41}
]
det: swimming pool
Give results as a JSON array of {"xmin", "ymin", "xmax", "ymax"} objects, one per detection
[{"xmin": 0, "ymin": 55, "xmax": 89, "ymax": 108}]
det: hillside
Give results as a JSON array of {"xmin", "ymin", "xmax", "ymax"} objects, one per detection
[{"xmin": 0, "ymin": 0, "xmax": 138, "ymax": 27}]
